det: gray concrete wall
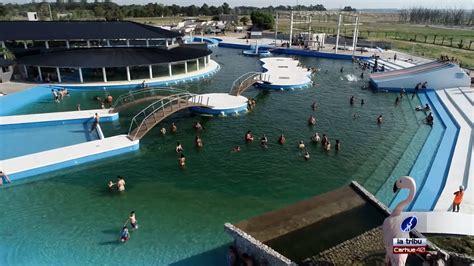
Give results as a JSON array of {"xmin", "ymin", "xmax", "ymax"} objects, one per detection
[
  {"xmin": 0, "ymin": 65, "xmax": 13, "ymax": 83},
  {"xmin": 224, "ymin": 223, "xmax": 296, "ymax": 266}
]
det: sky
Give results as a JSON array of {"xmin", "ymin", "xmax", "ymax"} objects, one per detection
[{"xmin": 3, "ymin": 0, "xmax": 473, "ymax": 9}]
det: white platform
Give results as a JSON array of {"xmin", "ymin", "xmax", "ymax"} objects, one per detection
[
  {"xmin": 434, "ymin": 89, "xmax": 473, "ymax": 214},
  {"xmin": 0, "ymin": 109, "xmax": 116, "ymax": 126},
  {"xmin": 259, "ymin": 57, "xmax": 312, "ymax": 86},
  {"xmin": 189, "ymin": 93, "xmax": 247, "ymax": 110},
  {"xmin": 406, "ymin": 211, "xmax": 474, "ymax": 236},
  {"xmin": 0, "ymin": 135, "xmax": 138, "ymax": 180}
]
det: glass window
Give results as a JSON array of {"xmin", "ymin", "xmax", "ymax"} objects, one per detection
[
  {"xmin": 187, "ymin": 60, "xmax": 198, "ymax": 72},
  {"xmin": 109, "ymin": 39, "xmax": 127, "ymax": 47},
  {"xmin": 148, "ymin": 39, "xmax": 166, "ymax": 46},
  {"xmin": 69, "ymin": 40, "xmax": 88, "ymax": 48},
  {"xmin": 40, "ymin": 67, "xmax": 59, "ymax": 83},
  {"xmin": 59, "ymin": 68, "xmax": 80, "ymax": 83},
  {"xmin": 32, "ymin": 41, "xmax": 46, "ymax": 48},
  {"xmin": 130, "ymin": 66, "xmax": 150, "ymax": 80},
  {"xmin": 105, "ymin": 67, "xmax": 127, "ymax": 81},
  {"xmin": 199, "ymin": 57, "xmax": 205, "ymax": 68},
  {"xmin": 152, "ymin": 64, "xmax": 169, "ymax": 78},
  {"xmin": 129, "ymin": 39, "xmax": 147, "ymax": 46},
  {"xmin": 25, "ymin": 66, "xmax": 39, "ymax": 81},
  {"xmin": 48, "ymin": 40, "xmax": 67, "ymax": 48},
  {"xmin": 171, "ymin": 62, "xmax": 186, "ymax": 75},
  {"xmin": 82, "ymin": 68, "xmax": 104, "ymax": 82}
]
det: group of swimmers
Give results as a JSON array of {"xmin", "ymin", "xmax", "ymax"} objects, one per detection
[
  {"xmin": 247, "ymin": 98, "xmax": 257, "ymax": 110},
  {"xmin": 120, "ymin": 211, "xmax": 138, "ymax": 242},
  {"xmin": 108, "ymin": 176, "xmax": 126, "ymax": 192},
  {"xmin": 93, "ymin": 94, "xmax": 113, "ymax": 109},
  {"xmin": 171, "ymin": 121, "xmax": 206, "ymax": 167},
  {"xmin": 227, "ymin": 246, "xmax": 255, "ymax": 266},
  {"xmin": 51, "ymin": 88, "xmax": 69, "ymax": 102}
]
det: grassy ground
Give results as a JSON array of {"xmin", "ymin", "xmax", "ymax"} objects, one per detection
[{"xmin": 428, "ymin": 235, "xmax": 474, "ymax": 256}]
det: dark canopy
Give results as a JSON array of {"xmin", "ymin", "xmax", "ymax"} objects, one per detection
[
  {"xmin": 0, "ymin": 21, "xmax": 182, "ymax": 41},
  {"xmin": 16, "ymin": 47, "xmax": 211, "ymax": 68}
]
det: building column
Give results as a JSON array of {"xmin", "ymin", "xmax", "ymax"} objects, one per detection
[
  {"xmin": 335, "ymin": 13, "xmax": 342, "ymax": 54},
  {"xmin": 86, "ymin": 40, "xmax": 91, "ymax": 48},
  {"xmin": 146, "ymin": 39, "xmax": 149, "ymax": 47},
  {"xmin": 56, "ymin": 67, "xmax": 62, "ymax": 83},
  {"xmin": 148, "ymin": 65, "xmax": 153, "ymax": 79},
  {"xmin": 207, "ymin": 55, "xmax": 211, "ymax": 63},
  {"xmin": 45, "ymin": 40, "xmax": 49, "ymax": 49},
  {"xmin": 66, "ymin": 40, "xmax": 70, "ymax": 49},
  {"xmin": 23, "ymin": 65, "xmax": 29, "ymax": 79},
  {"xmin": 168, "ymin": 63, "xmax": 172, "ymax": 77},
  {"xmin": 126, "ymin": 39, "xmax": 130, "ymax": 47},
  {"xmin": 106, "ymin": 39, "xmax": 111, "ymax": 47},
  {"xmin": 196, "ymin": 59, "xmax": 200, "ymax": 70},
  {"xmin": 126, "ymin": 66, "xmax": 131, "ymax": 81},
  {"xmin": 184, "ymin": 61, "xmax": 188, "ymax": 74},
  {"xmin": 289, "ymin": 11, "xmax": 293, "ymax": 48},
  {"xmin": 102, "ymin": 67, "xmax": 107, "ymax": 82},
  {"xmin": 37, "ymin": 66, "xmax": 43, "ymax": 81},
  {"xmin": 165, "ymin": 39, "xmax": 169, "ymax": 48},
  {"xmin": 23, "ymin": 41, "xmax": 28, "ymax": 49},
  {"xmin": 204, "ymin": 57, "xmax": 207, "ymax": 68},
  {"xmin": 0, "ymin": 41, "xmax": 5, "ymax": 49},
  {"xmin": 171, "ymin": 39, "xmax": 175, "ymax": 45},
  {"xmin": 352, "ymin": 15, "xmax": 359, "ymax": 55},
  {"xmin": 78, "ymin": 67, "xmax": 83, "ymax": 83}
]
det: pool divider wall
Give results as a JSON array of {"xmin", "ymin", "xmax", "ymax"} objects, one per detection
[{"xmin": 0, "ymin": 85, "xmax": 53, "ymax": 116}]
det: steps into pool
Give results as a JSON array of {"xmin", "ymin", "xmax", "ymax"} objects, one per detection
[
  {"xmin": 434, "ymin": 88, "xmax": 473, "ymax": 213},
  {"xmin": 389, "ymin": 92, "xmax": 445, "ymax": 210}
]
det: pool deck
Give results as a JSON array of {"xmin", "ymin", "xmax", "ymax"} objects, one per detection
[
  {"xmin": 1, "ymin": 135, "xmax": 139, "ymax": 181},
  {"xmin": 189, "ymin": 93, "xmax": 248, "ymax": 115},
  {"xmin": 258, "ymin": 57, "xmax": 312, "ymax": 89},
  {"xmin": 0, "ymin": 109, "xmax": 118, "ymax": 126}
]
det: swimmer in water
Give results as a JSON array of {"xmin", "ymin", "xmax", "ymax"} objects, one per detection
[
  {"xmin": 278, "ymin": 134, "xmax": 286, "ymax": 144},
  {"xmin": 195, "ymin": 136, "xmax": 203, "ymax": 148},
  {"xmin": 245, "ymin": 130, "xmax": 254, "ymax": 142},
  {"xmin": 312, "ymin": 132, "xmax": 321, "ymax": 143},
  {"xmin": 311, "ymin": 102, "xmax": 317, "ymax": 110},
  {"xmin": 170, "ymin": 122, "xmax": 177, "ymax": 134},
  {"xmin": 106, "ymin": 94, "xmax": 113, "ymax": 103},
  {"xmin": 176, "ymin": 142, "xmax": 184, "ymax": 153},
  {"xmin": 232, "ymin": 146, "xmax": 241, "ymax": 152},
  {"xmin": 395, "ymin": 96, "xmax": 400, "ymax": 105},
  {"xmin": 260, "ymin": 134, "xmax": 268, "ymax": 148},
  {"xmin": 304, "ymin": 151, "xmax": 310, "ymax": 160},
  {"xmin": 194, "ymin": 121, "xmax": 203, "ymax": 130},
  {"xmin": 129, "ymin": 211, "xmax": 138, "ymax": 230},
  {"xmin": 160, "ymin": 127, "xmax": 166, "ymax": 135},
  {"xmin": 308, "ymin": 115, "xmax": 316, "ymax": 125},
  {"xmin": 178, "ymin": 154, "xmax": 186, "ymax": 167},
  {"xmin": 120, "ymin": 226, "xmax": 130, "ymax": 242},
  {"xmin": 108, "ymin": 180, "xmax": 115, "ymax": 190},
  {"xmin": 340, "ymin": 67, "xmax": 344, "ymax": 73},
  {"xmin": 335, "ymin": 139, "xmax": 341, "ymax": 151},
  {"xmin": 117, "ymin": 176, "xmax": 125, "ymax": 192},
  {"xmin": 76, "ymin": 104, "xmax": 81, "ymax": 111},
  {"xmin": 350, "ymin": 96, "xmax": 355, "ymax": 105},
  {"xmin": 325, "ymin": 141, "xmax": 331, "ymax": 151},
  {"xmin": 298, "ymin": 140, "xmax": 305, "ymax": 150},
  {"xmin": 361, "ymin": 99, "xmax": 365, "ymax": 105},
  {"xmin": 377, "ymin": 114, "xmax": 383, "ymax": 124}
]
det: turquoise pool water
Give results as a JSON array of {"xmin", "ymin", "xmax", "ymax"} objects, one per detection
[
  {"xmin": 0, "ymin": 48, "xmax": 429, "ymax": 265},
  {"xmin": 0, "ymin": 122, "xmax": 99, "ymax": 160}
]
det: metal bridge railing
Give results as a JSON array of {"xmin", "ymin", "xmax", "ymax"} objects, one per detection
[
  {"xmin": 112, "ymin": 87, "xmax": 188, "ymax": 110},
  {"xmin": 229, "ymin": 72, "xmax": 270, "ymax": 96},
  {"xmin": 127, "ymin": 92, "xmax": 206, "ymax": 140}
]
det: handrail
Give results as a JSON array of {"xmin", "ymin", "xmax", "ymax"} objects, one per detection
[
  {"xmin": 229, "ymin": 71, "xmax": 267, "ymax": 96},
  {"xmin": 112, "ymin": 87, "xmax": 188, "ymax": 109},
  {"xmin": 127, "ymin": 92, "xmax": 206, "ymax": 140}
]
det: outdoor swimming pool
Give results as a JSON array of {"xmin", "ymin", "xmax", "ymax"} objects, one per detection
[{"xmin": 0, "ymin": 48, "xmax": 430, "ymax": 265}]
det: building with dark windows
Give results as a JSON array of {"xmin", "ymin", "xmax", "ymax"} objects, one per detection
[{"xmin": 0, "ymin": 21, "xmax": 216, "ymax": 86}]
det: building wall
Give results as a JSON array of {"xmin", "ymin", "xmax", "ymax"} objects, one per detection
[{"xmin": 0, "ymin": 65, "xmax": 13, "ymax": 83}]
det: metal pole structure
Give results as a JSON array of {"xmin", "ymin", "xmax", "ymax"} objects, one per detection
[
  {"xmin": 48, "ymin": 3, "xmax": 53, "ymax": 21},
  {"xmin": 352, "ymin": 14, "xmax": 359, "ymax": 55},
  {"xmin": 274, "ymin": 12, "xmax": 279, "ymax": 47},
  {"xmin": 103, "ymin": 67, "xmax": 107, "ymax": 82},
  {"xmin": 56, "ymin": 67, "xmax": 61, "ymax": 83},
  {"xmin": 335, "ymin": 13, "xmax": 342, "ymax": 54},
  {"xmin": 289, "ymin": 12, "xmax": 294, "ymax": 48}
]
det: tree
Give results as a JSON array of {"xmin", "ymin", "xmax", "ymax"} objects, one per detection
[
  {"xmin": 250, "ymin": 11, "xmax": 274, "ymax": 30},
  {"xmin": 200, "ymin": 4, "xmax": 210, "ymax": 16},
  {"xmin": 240, "ymin": 16, "xmax": 249, "ymax": 25},
  {"xmin": 222, "ymin": 2, "xmax": 230, "ymax": 14},
  {"xmin": 342, "ymin": 6, "xmax": 356, "ymax": 12},
  {"xmin": 93, "ymin": 6, "xmax": 105, "ymax": 17}
]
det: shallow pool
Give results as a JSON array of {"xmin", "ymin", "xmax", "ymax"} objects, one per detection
[
  {"xmin": 0, "ymin": 48, "xmax": 429, "ymax": 265},
  {"xmin": 0, "ymin": 122, "xmax": 98, "ymax": 160}
]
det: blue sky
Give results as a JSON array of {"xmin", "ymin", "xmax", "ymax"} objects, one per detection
[{"xmin": 4, "ymin": 0, "xmax": 473, "ymax": 9}]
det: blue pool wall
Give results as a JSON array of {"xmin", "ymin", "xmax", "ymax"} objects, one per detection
[
  {"xmin": 0, "ymin": 113, "xmax": 119, "ymax": 129},
  {"xmin": 8, "ymin": 142, "xmax": 140, "ymax": 181},
  {"xmin": 190, "ymin": 105, "xmax": 248, "ymax": 116},
  {"xmin": 0, "ymin": 85, "xmax": 55, "ymax": 116}
]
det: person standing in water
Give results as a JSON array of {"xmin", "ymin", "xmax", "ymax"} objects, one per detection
[
  {"xmin": 278, "ymin": 134, "xmax": 286, "ymax": 144},
  {"xmin": 312, "ymin": 132, "xmax": 321, "ymax": 143},
  {"xmin": 178, "ymin": 154, "xmax": 186, "ymax": 167},
  {"xmin": 298, "ymin": 141, "xmax": 305, "ymax": 150},
  {"xmin": 311, "ymin": 102, "xmax": 317, "ymax": 110},
  {"xmin": 335, "ymin": 140, "xmax": 341, "ymax": 151},
  {"xmin": 170, "ymin": 123, "xmax": 177, "ymax": 134},
  {"xmin": 194, "ymin": 121, "xmax": 203, "ymax": 130},
  {"xmin": 304, "ymin": 151, "xmax": 310, "ymax": 160},
  {"xmin": 120, "ymin": 226, "xmax": 130, "ymax": 242},
  {"xmin": 245, "ymin": 130, "xmax": 254, "ymax": 142},
  {"xmin": 160, "ymin": 127, "xmax": 166, "ymax": 135},
  {"xmin": 260, "ymin": 134, "xmax": 268, "ymax": 148},
  {"xmin": 117, "ymin": 176, "xmax": 126, "ymax": 192},
  {"xmin": 395, "ymin": 96, "xmax": 400, "ymax": 105},
  {"xmin": 91, "ymin": 113, "xmax": 100, "ymax": 132},
  {"xmin": 175, "ymin": 142, "xmax": 184, "ymax": 153},
  {"xmin": 76, "ymin": 104, "xmax": 81, "ymax": 111},
  {"xmin": 377, "ymin": 114, "xmax": 383, "ymax": 124},
  {"xmin": 195, "ymin": 136, "xmax": 203, "ymax": 148},
  {"xmin": 350, "ymin": 96, "xmax": 355, "ymax": 105},
  {"xmin": 308, "ymin": 115, "xmax": 316, "ymax": 125},
  {"xmin": 128, "ymin": 211, "xmax": 138, "ymax": 230}
]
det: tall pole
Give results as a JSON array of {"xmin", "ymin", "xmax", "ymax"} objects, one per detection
[
  {"xmin": 48, "ymin": 3, "xmax": 53, "ymax": 21},
  {"xmin": 289, "ymin": 11, "xmax": 294, "ymax": 48},
  {"xmin": 274, "ymin": 12, "xmax": 278, "ymax": 46},
  {"xmin": 335, "ymin": 13, "xmax": 342, "ymax": 54},
  {"xmin": 352, "ymin": 14, "xmax": 359, "ymax": 55}
]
